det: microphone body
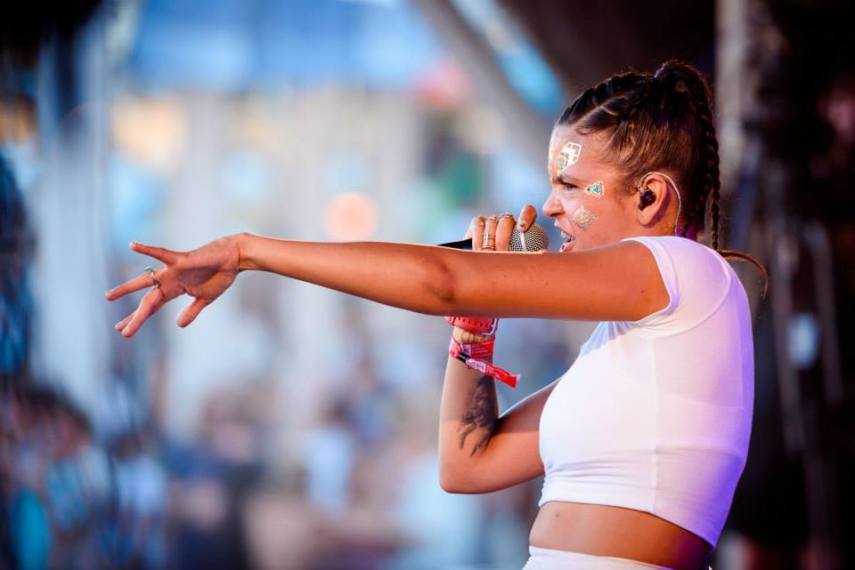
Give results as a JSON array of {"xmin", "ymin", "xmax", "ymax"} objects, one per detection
[{"xmin": 438, "ymin": 223, "xmax": 549, "ymax": 252}]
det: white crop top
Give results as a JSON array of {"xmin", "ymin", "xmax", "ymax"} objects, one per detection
[{"xmin": 538, "ymin": 235, "xmax": 754, "ymax": 548}]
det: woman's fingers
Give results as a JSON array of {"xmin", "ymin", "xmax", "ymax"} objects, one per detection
[
  {"xmin": 176, "ymin": 297, "xmax": 209, "ymax": 328},
  {"xmin": 129, "ymin": 241, "xmax": 179, "ymax": 265},
  {"xmin": 106, "ymin": 242, "xmax": 180, "ymax": 301},
  {"xmin": 105, "ymin": 272, "xmax": 157, "ymax": 301},
  {"xmin": 517, "ymin": 204, "xmax": 537, "ymax": 231},
  {"xmin": 495, "ymin": 213, "xmax": 516, "ymax": 251},
  {"xmin": 114, "ymin": 313, "xmax": 134, "ymax": 332},
  {"xmin": 116, "ymin": 295, "xmax": 206, "ymax": 332},
  {"xmin": 120, "ymin": 287, "xmax": 165, "ymax": 337},
  {"xmin": 482, "ymin": 216, "xmax": 499, "ymax": 250},
  {"xmin": 468, "ymin": 209, "xmax": 532, "ymax": 252},
  {"xmin": 468, "ymin": 216, "xmax": 486, "ymax": 251}
]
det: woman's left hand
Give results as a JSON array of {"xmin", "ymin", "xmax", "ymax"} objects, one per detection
[{"xmin": 105, "ymin": 235, "xmax": 242, "ymax": 337}]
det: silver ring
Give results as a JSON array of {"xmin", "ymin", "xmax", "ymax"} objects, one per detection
[{"xmin": 144, "ymin": 266, "xmax": 160, "ymax": 288}]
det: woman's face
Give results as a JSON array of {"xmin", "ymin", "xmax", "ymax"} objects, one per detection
[{"xmin": 543, "ymin": 125, "xmax": 638, "ymax": 253}]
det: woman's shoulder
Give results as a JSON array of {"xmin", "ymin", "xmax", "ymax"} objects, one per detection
[
  {"xmin": 619, "ymin": 235, "xmax": 737, "ymax": 331},
  {"xmin": 622, "ymin": 234, "xmax": 714, "ymax": 253},
  {"xmin": 622, "ymin": 235, "xmax": 727, "ymax": 276}
]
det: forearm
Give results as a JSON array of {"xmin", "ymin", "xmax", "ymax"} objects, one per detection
[
  {"xmin": 236, "ymin": 232, "xmax": 457, "ymax": 315},
  {"xmin": 437, "ymin": 338, "xmax": 499, "ymax": 491}
]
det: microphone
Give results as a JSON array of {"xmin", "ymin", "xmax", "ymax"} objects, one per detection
[{"xmin": 439, "ymin": 223, "xmax": 549, "ymax": 252}]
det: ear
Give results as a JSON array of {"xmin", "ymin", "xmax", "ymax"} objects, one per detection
[{"xmin": 634, "ymin": 173, "xmax": 673, "ymax": 227}]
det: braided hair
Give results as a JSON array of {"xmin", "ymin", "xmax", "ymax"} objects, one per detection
[{"xmin": 557, "ymin": 60, "xmax": 766, "ymax": 291}]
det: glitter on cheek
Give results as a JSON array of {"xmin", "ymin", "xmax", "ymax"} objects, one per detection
[{"xmin": 571, "ymin": 205, "xmax": 598, "ymax": 230}]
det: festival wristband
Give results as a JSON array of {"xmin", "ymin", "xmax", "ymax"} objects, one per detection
[
  {"xmin": 448, "ymin": 337, "xmax": 519, "ymax": 389},
  {"xmin": 445, "ymin": 315, "xmax": 499, "ymax": 336}
]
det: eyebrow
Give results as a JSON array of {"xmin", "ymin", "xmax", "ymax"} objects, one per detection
[{"xmin": 551, "ymin": 173, "xmax": 584, "ymax": 185}]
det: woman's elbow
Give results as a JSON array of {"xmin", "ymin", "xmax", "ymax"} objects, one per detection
[
  {"xmin": 439, "ymin": 471, "xmax": 472, "ymax": 494},
  {"xmin": 438, "ymin": 463, "xmax": 483, "ymax": 494}
]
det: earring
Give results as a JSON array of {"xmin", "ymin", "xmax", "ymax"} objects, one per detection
[{"xmin": 639, "ymin": 188, "xmax": 656, "ymax": 209}]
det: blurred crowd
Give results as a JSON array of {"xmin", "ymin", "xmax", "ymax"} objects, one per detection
[
  {"xmin": 1, "ymin": 355, "xmax": 543, "ymax": 569},
  {"xmin": 1, "ymin": 382, "xmax": 130, "ymax": 569}
]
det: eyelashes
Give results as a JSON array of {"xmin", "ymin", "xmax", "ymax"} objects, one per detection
[{"xmin": 550, "ymin": 179, "xmax": 580, "ymax": 191}]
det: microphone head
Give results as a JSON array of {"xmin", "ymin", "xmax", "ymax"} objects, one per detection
[{"xmin": 509, "ymin": 223, "xmax": 549, "ymax": 252}]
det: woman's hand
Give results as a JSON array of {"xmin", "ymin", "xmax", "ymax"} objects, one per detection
[
  {"xmin": 105, "ymin": 235, "xmax": 242, "ymax": 338},
  {"xmin": 450, "ymin": 204, "xmax": 538, "ymax": 342},
  {"xmin": 464, "ymin": 205, "xmax": 538, "ymax": 252}
]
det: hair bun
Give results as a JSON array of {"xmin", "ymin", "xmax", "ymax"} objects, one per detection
[
  {"xmin": 654, "ymin": 60, "xmax": 710, "ymax": 101},
  {"xmin": 654, "ymin": 59, "xmax": 692, "ymax": 81}
]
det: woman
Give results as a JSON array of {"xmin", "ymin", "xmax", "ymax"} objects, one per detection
[{"xmin": 106, "ymin": 61, "xmax": 760, "ymax": 569}]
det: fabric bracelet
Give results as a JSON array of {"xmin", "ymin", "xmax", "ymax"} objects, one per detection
[
  {"xmin": 445, "ymin": 315, "xmax": 499, "ymax": 336},
  {"xmin": 448, "ymin": 337, "xmax": 519, "ymax": 388},
  {"xmin": 452, "ymin": 337, "xmax": 495, "ymax": 359}
]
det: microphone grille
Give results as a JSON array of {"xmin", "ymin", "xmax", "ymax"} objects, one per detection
[{"xmin": 509, "ymin": 223, "xmax": 549, "ymax": 252}]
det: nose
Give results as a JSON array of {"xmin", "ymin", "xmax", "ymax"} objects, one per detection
[{"xmin": 542, "ymin": 190, "xmax": 562, "ymax": 218}]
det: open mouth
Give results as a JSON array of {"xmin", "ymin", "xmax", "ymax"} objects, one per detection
[{"xmin": 559, "ymin": 231, "xmax": 575, "ymax": 252}]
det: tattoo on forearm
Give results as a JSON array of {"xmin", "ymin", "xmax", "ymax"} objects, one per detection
[{"xmin": 458, "ymin": 375, "xmax": 498, "ymax": 455}]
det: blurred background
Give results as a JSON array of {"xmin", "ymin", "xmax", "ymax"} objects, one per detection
[{"xmin": 0, "ymin": 0, "xmax": 852, "ymax": 568}]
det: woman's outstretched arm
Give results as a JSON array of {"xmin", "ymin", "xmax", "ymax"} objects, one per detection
[
  {"xmin": 236, "ymin": 233, "xmax": 668, "ymax": 320},
  {"xmin": 106, "ymin": 232, "xmax": 667, "ymax": 337},
  {"xmin": 237, "ymin": 234, "xmax": 462, "ymax": 315}
]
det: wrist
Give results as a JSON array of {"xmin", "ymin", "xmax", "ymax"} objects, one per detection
[
  {"xmin": 449, "ymin": 336, "xmax": 494, "ymax": 362},
  {"xmin": 234, "ymin": 232, "xmax": 257, "ymax": 272},
  {"xmin": 448, "ymin": 337, "xmax": 518, "ymax": 388},
  {"xmin": 445, "ymin": 315, "xmax": 498, "ymax": 336},
  {"xmin": 451, "ymin": 326, "xmax": 494, "ymax": 344}
]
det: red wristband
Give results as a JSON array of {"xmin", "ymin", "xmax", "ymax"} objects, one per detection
[
  {"xmin": 448, "ymin": 337, "xmax": 519, "ymax": 388},
  {"xmin": 449, "ymin": 337, "xmax": 494, "ymax": 359},
  {"xmin": 445, "ymin": 315, "xmax": 499, "ymax": 336}
]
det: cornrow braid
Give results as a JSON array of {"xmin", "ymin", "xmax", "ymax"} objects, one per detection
[
  {"xmin": 557, "ymin": 71, "xmax": 648, "ymax": 127},
  {"xmin": 660, "ymin": 62, "xmax": 722, "ymax": 251},
  {"xmin": 658, "ymin": 64, "xmax": 765, "ymax": 294}
]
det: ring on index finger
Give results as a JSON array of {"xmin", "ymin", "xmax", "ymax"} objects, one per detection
[{"xmin": 144, "ymin": 266, "xmax": 160, "ymax": 288}]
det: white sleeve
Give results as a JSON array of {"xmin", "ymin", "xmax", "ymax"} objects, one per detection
[{"xmin": 621, "ymin": 236, "xmax": 733, "ymax": 335}]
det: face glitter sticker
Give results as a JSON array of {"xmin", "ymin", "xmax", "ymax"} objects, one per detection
[
  {"xmin": 584, "ymin": 181, "xmax": 605, "ymax": 198},
  {"xmin": 555, "ymin": 142, "xmax": 582, "ymax": 174},
  {"xmin": 571, "ymin": 205, "xmax": 598, "ymax": 230}
]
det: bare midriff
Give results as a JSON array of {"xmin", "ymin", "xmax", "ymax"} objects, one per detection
[{"xmin": 529, "ymin": 502, "xmax": 712, "ymax": 570}]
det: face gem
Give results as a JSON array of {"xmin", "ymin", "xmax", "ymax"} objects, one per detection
[
  {"xmin": 555, "ymin": 142, "xmax": 582, "ymax": 174},
  {"xmin": 584, "ymin": 181, "xmax": 605, "ymax": 198},
  {"xmin": 571, "ymin": 205, "xmax": 598, "ymax": 230}
]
